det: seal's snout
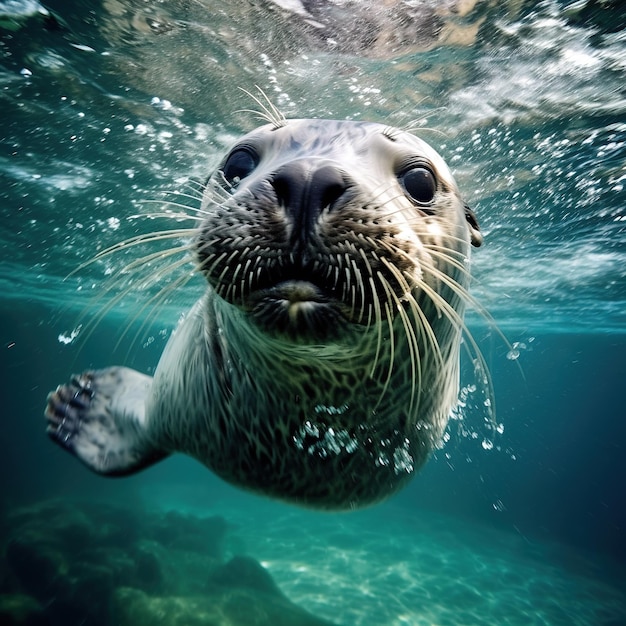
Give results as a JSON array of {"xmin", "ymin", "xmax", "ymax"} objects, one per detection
[{"xmin": 269, "ymin": 161, "xmax": 349, "ymax": 243}]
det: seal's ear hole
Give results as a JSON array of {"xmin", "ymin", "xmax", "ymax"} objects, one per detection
[
  {"xmin": 221, "ymin": 147, "xmax": 259, "ymax": 187},
  {"xmin": 464, "ymin": 205, "xmax": 483, "ymax": 248},
  {"xmin": 399, "ymin": 166, "xmax": 437, "ymax": 207}
]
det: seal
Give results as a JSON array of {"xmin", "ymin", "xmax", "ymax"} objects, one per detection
[{"xmin": 45, "ymin": 117, "xmax": 483, "ymax": 510}]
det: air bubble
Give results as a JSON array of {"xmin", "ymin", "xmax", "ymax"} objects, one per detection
[{"xmin": 506, "ymin": 349, "xmax": 520, "ymax": 360}]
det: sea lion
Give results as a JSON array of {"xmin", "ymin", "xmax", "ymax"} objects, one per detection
[{"xmin": 45, "ymin": 116, "xmax": 483, "ymax": 510}]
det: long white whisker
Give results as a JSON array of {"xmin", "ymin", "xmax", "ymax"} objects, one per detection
[
  {"xmin": 120, "ymin": 265, "xmax": 197, "ymax": 356},
  {"xmin": 156, "ymin": 188, "xmax": 205, "ymax": 203},
  {"xmin": 368, "ymin": 275, "xmax": 384, "ymax": 380},
  {"xmin": 119, "ymin": 244, "xmax": 193, "ymax": 276},
  {"xmin": 378, "ymin": 272, "xmax": 420, "ymax": 419},
  {"xmin": 418, "ymin": 276, "xmax": 496, "ymax": 425},
  {"xmin": 375, "ymin": 295, "xmax": 396, "ymax": 411},
  {"xmin": 139, "ymin": 199, "xmax": 208, "ymax": 217},
  {"xmin": 64, "ymin": 230, "xmax": 196, "ymax": 282},
  {"xmin": 237, "ymin": 86, "xmax": 286, "ymax": 128},
  {"xmin": 133, "ymin": 209, "xmax": 204, "ymax": 222}
]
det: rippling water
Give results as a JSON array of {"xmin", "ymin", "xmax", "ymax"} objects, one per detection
[
  {"xmin": 1, "ymin": 1, "xmax": 625, "ymax": 625},
  {"xmin": 1, "ymin": 0, "xmax": 624, "ymax": 333}
]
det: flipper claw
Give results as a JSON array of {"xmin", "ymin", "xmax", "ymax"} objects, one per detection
[{"xmin": 44, "ymin": 367, "xmax": 166, "ymax": 476}]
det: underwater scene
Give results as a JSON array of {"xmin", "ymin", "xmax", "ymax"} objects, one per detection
[{"xmin": 1, "ymin": 0, "xmax": 625, "ymax": 624}]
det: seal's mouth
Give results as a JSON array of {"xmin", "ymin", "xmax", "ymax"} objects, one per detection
[{"xmin": 247, "ymin": 279, "xmax": 349, "ymax": 342}]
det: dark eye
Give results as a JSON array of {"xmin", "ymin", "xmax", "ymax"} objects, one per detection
[
  {"xmin": 221, "ymin": 147, "xmax": 259, "ymax": 186},
  {"xmin": 399, "ymin": 166, "xmax": 437, "ymax": 206}
]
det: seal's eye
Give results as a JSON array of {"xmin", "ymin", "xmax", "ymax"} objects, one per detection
[
  {"xmin": 221, "ymin": 147, "xmax": 259, "ymax": 186},
  {"xmin": 399, "ymin": 166, "xmax": 437, "ymax": 206}
]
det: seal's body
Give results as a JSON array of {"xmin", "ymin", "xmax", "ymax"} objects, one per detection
[{"xmin": 45, "ymin": 119, "xmax": 482, "ymax": 510}]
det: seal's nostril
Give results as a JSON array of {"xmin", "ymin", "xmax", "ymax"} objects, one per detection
[
  {"xmin": 270, "ymin": 161, "xmax": 348, "ymax": 226},
  {"xmin": 271, "ymin": 163, "xmax": 348, "ymax": 212},
  {"xmin": 310, "ymin": 165, "xmax": 347, "ymax": 212},
  {"xmin": 313, "ymin": 166, "xmax": 347, "ymax": 212},
  {"xmin": 271, "ymin": 171, "xmax": 295, "ymax": 209}
]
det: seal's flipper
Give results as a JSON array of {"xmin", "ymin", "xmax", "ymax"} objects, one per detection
[{"xmin": 45, "ymin": 366, "xmax": 168, "ymax": 476}]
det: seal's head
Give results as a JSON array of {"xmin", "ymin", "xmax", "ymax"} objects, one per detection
[{"xmin": 196, "ymin": 119, "xmax": 481, "ymax": 345}]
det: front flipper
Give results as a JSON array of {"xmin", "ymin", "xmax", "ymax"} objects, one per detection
[{"xmin": 45, "ymin": 366, "xmax": 168, "ymax": 476}]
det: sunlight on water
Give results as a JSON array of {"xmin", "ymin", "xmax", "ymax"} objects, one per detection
[{"xmin": 0, "ymin": 0, "xmax": 624, "ymax": 334}]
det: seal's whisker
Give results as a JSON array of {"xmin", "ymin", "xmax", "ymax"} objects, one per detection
[
  {"xmin": 370, "ymin": 280, "xmax": 396, "ymax": 410},
  {"xmin": 424, "ymin": 260, "xmax": 511, "ymax": 391},
  {"xmin": 194, "ymin": 179, "xmax": 234, "ymax": 205},
  {"xmin": 74, "ymin": 265, "xmax": 168, "ymax": 352},
  {"xmin": 351, "ymin": 259, "xmax": 367, "ymax": 326},
  {"xmin": 66, "ymin": 234, "xmax": 194, "ymax": 353},
  {"xmin": 401, "ymin": 116, "xmax": 449, "ymax": 138},
  {"xmin": 179, "ymin": 177, "xmax": 206, "ymax": 192},
  {"xmin": 365, "ymin": 180, "xmax": 401, "ymax": 209},
  {"xmin": 132, "ymin": 211, "xmax": 203, "ymax": 225},
  {"xmin": 377, "ymin": 191, "xmax": 418, "ymax": 218},
  {"xmin": 215, "ymin": 250, "xmax": 240, "ymax": 289},
  {"xmin": 423, "ymin": 246, "xmax": 514, "ymax": 355},
  {"xmin": 117, "ymin": 261, "xmax": 197, "ymax": 355},
  {"xmin": 144, "ymin": 199, "xmax": 211, "ymax": 219},
  {"xmin": 400, "ymin": 280, "xmax": 445, "ymax": 378},
  {"xmin": 377, "ymin": 259, "xmax": 427, "ymax": 414},
  {"xmin": 119, "ymin": 245, "xmax": 193, "ymax": 278},
  {"xmin": 422, "ymin": 243, "xmax": 472, "ymax": 275},
  {"xmin": 400, "ymin": 291, "xmax": 430, "ymax": 418},
  {"xmin": 238, "ymin": 258, "xmax": 253, "ymax": 307},
  {"xmin": 249, "ymin": 253, "xmax": 265, "ymax": 298},
  {"xmin": 368, "ymin": 275, "xmax": 385, "ymax": 380},
  {"xmin": 139, "ymin": 199, "xmax": 209, "ymax": 218},
  {"xmin": 420, "ymin": 230, "xmax": 471, "ymax": 250},
  {"xmin": 349, "ymin": 283, "xmax": 357, "ymax": 324},
  {"xmin": 110, "ymin": 248, "xmax": 193, "ymax": 312},
  {"xmin": 379, "ymin": 274, "xmax": 419, "ymax": 417},
  {"xmin": 197, "ymin": 250, "xmax": 228, "ymax": 277},
  {"xmin": 424, "ymin": 258, "xmax": 476, "ymax": 309},
  {"xmin": 207, "ymin": 172, "xmax": 241, "ymax": 199},
  {"xmin": 421, "ymin": 258, "xmax": 498, "ymax": 336},
  {"xmin": 393, "ymin": 103, "xmax": 448, "ymax": 135},
  {"xmin": 180, "ymin": 183, "xmax": 207, "ymax": 201},
  {"xmin": 74, "ymin": 229, "xmax": 197, "ymax": 274},
  {"xmin": 358, "ymin": 248, "xmax": 374, "ymax": 278},
  {"xmin": 418, "ymin": 273, "xmax": 496, "ymax": 424},
  {"xmin": 237, "ymin": 86, "xmax": 286, "ymax": 129},
  {"xmin": 156, "ymin": 188, "xmax": 206, "ymax": 204},
  {"xmin": 372, "ymin": 234, "xmax": 466, "ymax": 312},
  {"xmin": 379, "ymin": 255, "xmax": 414, "ymax": 297},
  {"xmin": 377, "ymin": 236, "xmax": 474, "ymax": 319},
  {"xmin": 343, "ymin": 263, "xmax": 352, "ymax": 302}
]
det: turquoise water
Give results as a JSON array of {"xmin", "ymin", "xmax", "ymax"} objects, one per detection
[{"xmin": 1, "ymin": 1, "xmax": 625, "ymax": 624}]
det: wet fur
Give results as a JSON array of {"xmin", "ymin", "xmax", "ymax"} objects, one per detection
[{"xmin": 46, "ymin": 116, "xmax": 485, "ymax": 510}]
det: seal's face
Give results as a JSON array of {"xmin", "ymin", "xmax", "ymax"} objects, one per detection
[{"xmin": 196, "ymin": 119, "xmax": 481, "ymax": 342}]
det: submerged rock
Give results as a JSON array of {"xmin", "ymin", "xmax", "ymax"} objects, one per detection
[
  {"xmin": 0, "ymin": 500, "xmax": 335, "ymax": 626},
  {"xmin": 0, "ymin": 593, "xmax": 44, "ymax": 626},
  {"xmin": 208, "ymin": 555, "xmax": 283, "ymax": 596},
  {"xmin": 5, "ymin": 538, "xmax": 63, "ymax": 602},
  {"xmin": 111, "ymin": 574, "xmax": 334, "ymax": 626}
]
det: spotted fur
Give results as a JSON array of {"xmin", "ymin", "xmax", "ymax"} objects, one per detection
[{"xmin": 46, "ymin": 119, "xmax": 482, "ymax": 510}]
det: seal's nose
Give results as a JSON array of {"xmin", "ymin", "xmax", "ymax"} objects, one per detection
[{"xmin": 270, "ymin": 161, "xmax": 348, "ymax": 242}]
